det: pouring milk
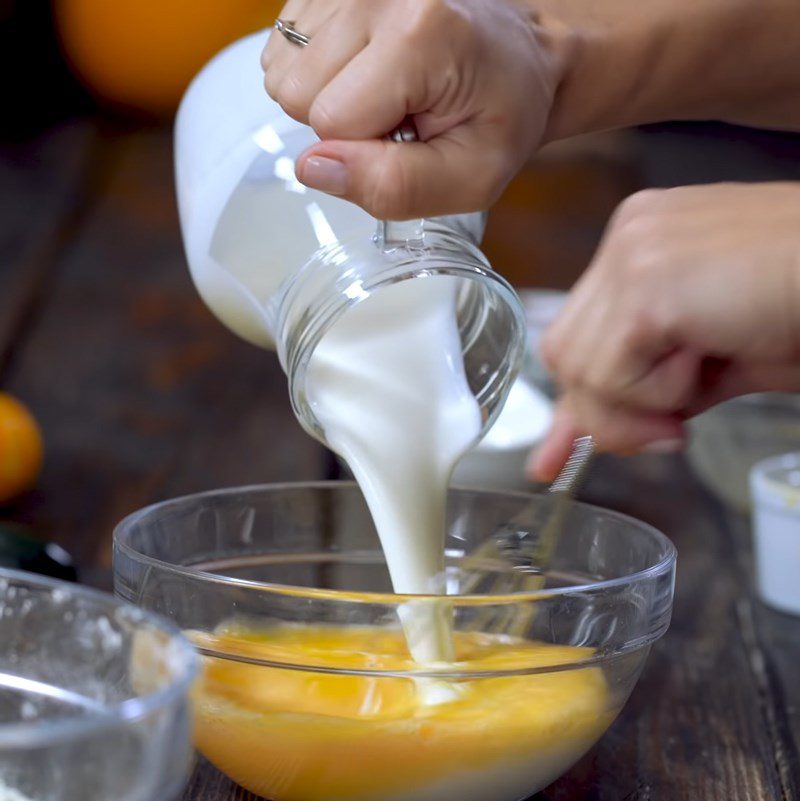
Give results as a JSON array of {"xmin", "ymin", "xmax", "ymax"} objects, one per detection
[{"xmin": 175, "ymin": 31, "xmax": 523, "ymax": 669}]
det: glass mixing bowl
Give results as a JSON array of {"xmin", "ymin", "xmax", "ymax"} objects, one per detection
[
  {"xmin": 114, "ymin": 483, "xmax": 675, "ymax": 801},
  {"xmin": 0, "ymin": 569, "xmax": 197, "ymax": 801}
]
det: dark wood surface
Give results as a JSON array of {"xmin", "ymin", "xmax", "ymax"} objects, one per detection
[{"xmin": 1, "ymin": 119, "xmax": 799, "ymax": 800}]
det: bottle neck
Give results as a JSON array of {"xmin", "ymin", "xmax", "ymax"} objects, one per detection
[{"xmin": 271, "ymin": 224, "xmax": 526, "ymax": 446}]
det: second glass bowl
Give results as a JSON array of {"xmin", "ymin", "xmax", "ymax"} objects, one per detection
[
  {"xmin": 0, "ymin": 569, "xmax": 196, "ymax": 801},
  {"xmin": 114, "ymin": 482, "xmax": 675, "ymax": 801}
]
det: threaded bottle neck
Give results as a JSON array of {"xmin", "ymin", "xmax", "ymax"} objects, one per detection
[{"xmin": 272, "ymin": 225, "xmax": 526, "ymax": 446}]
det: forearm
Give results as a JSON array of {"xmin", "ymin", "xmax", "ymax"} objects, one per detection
[{"xmin": 533, "ymin": 0, "xmax": 800, "ymax": 142}]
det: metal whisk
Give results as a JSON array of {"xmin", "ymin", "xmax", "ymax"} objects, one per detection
[{"xmin": 459, "ymin": 436, "xmax": 595, "ymax": 636}]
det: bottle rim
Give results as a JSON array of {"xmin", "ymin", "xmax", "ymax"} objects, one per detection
[{"xmin": 274, "ymin": 228, "xmax": 528, "ymax": 444}]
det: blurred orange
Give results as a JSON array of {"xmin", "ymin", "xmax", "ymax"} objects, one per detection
[
  {"xmin": 0, "ymin": 393, "xmax": 44, "ymax": 504},
  {"xmin": 53, "ymin": 0, "xmax": 284, "ymax": 116}
]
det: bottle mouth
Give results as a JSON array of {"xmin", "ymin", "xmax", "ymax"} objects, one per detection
[{"xmin": 275, "ymin": 229, "xmax": 527, "ymax": 445}]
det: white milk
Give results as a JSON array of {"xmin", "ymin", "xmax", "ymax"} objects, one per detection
[
  {"xmin": 202, "ymin": 169, "xmax": 374, "ymax": 348},
  {"xmin": 306, "ymin": 276, "xmax": 482, "ymax": 664}
]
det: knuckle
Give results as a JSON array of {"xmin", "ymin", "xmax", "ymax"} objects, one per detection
[
  {"xmin": 613, "ymin": 189, "xmax": 665, "ymax": 225},
  {"xmin": 558, "ymin": 355, "xmax": 585, "ymax": 390},
  {"xmin": 610, "ymin": 222, "xmax": 666, "ymax": 281},
  {"xmin": 404, "ymin": 0, "xmax": 439, "ymax": 28},
  {"xmin": 621, "ymin": 308, "xmax": 658, "ymax": 349},
  {"xmin": 263, "ymin": 69, "xmax": 281, "ymax": 101},
  {"xmin": 619, "ymin": 303, "xmax": 677, "ymax": 362},
  {"xmin": 308, "ymin": 100, "xmax": 340, "ymax": 140},
  {"xmin": 260, "ymin": 43, "xmax": 273, "ymax": 73},
  {"xmin": 364, "ymin": 153, "xmax": 415, "ymax": 220},
  {"xmin": 624, "ymin": 239, "xmax": 662, "ymax": 278},
  {"xmin": 649, "ymin": 297, "xmax": 682, "ymax": 344},
  {"xmin": 276, "ymin": 74, "xmax": 312, "ymax": 123},
  {"xmin": 580, "ymin": 352, "xmax": 611, "ymax": 391},
  {"xmin": 363, "ymin": 185, "xmax": 402, "ymax": 221},
  {"xmin": 402, "ymin": 0, "xmax": 467, "ymax": 45}
]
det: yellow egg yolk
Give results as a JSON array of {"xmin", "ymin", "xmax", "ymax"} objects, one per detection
[{"xmin": 189, "ymin": 624, "xmax": 616, "ymax": 801}]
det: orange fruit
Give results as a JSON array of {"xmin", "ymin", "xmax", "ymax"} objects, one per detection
[
  {"xmin": 53, "ymin": 0, "xmax": 283, "ymax": 116},
  {"xmin": 0, "ymin": 393, "xmax": 44, "ymax": 504}
]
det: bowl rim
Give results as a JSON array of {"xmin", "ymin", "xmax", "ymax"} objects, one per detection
[
  {"xmin": 113, "ymin": 481, "xmax": 676, "ymax": 676},
  {"xmin": 0, "ymin": 568, "xmax": 198, "ymax": 750},
  {"xmin": 113, "ymin": 481, "xmax": 676, "ymax": 604}
]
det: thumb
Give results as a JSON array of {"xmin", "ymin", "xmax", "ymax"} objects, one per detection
[{"xmin": 296, "ymin": 131, "xmax": 510, "ymax": 220}]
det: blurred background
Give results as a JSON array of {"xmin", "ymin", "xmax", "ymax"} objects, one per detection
[{"xmin": 2, "ymin": 0, "xmax": 800, "ymax": 584}]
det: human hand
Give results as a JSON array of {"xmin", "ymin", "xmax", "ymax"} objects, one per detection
[
  {"xmin": 531, "ymin": 182, "xmax": 800, "ymax": 481},
  {"xmin": 261, "ymin": 0, "xmax": 566, "ymax": 219},
  {"xmin": 263, "ymin": 0, "xmax": 800, "ymax": 222}
]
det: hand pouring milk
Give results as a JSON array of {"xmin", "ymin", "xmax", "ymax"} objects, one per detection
[{"xmin": 176, "ymin": 31, "xmax": 523, "ymax": 670}]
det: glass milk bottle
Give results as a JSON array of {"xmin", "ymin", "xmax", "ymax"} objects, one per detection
[{"xmin": 175, "ymin": 29, "xmax": 526, "ymax": 450}]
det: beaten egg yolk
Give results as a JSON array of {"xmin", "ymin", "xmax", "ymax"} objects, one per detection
[{"xmin": 189, "ymin": 625, "xmax": 615, "ymax": 801}]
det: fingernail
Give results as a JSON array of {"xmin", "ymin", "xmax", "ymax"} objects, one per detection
[
  {"xmin": 642, "ymin": 438, "xmax": 684, "ymax": 454},
  {"xmin": 299, "ymin": 156, "xmax": 348, "ymax": 195}
]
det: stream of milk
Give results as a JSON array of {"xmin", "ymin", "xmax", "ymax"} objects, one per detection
[
  {"xmin": 306, "ymin": 276, "xmax": 482, "ymax": 664},
  {"xmin": 193, "ymin": 178, "xmax": 482, "ymax": 666}
]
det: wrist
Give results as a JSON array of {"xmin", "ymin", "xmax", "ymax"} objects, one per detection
[
  {"xmin": 536, "ymin": 0, "xmax": 687, "ymax": 143},
  {"xmin": 533, "ymin": 0, "xmax": 800, "ymax": 144}
]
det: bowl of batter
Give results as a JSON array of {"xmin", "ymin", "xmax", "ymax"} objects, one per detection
[{"xmin": 114, "ymin": 482, "xmax": 675, "ymax": 801}]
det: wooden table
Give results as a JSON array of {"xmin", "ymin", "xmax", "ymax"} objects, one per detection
[{"xmin": 2, "ymin": 119, "xmax": 799, "ymax": 800}]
